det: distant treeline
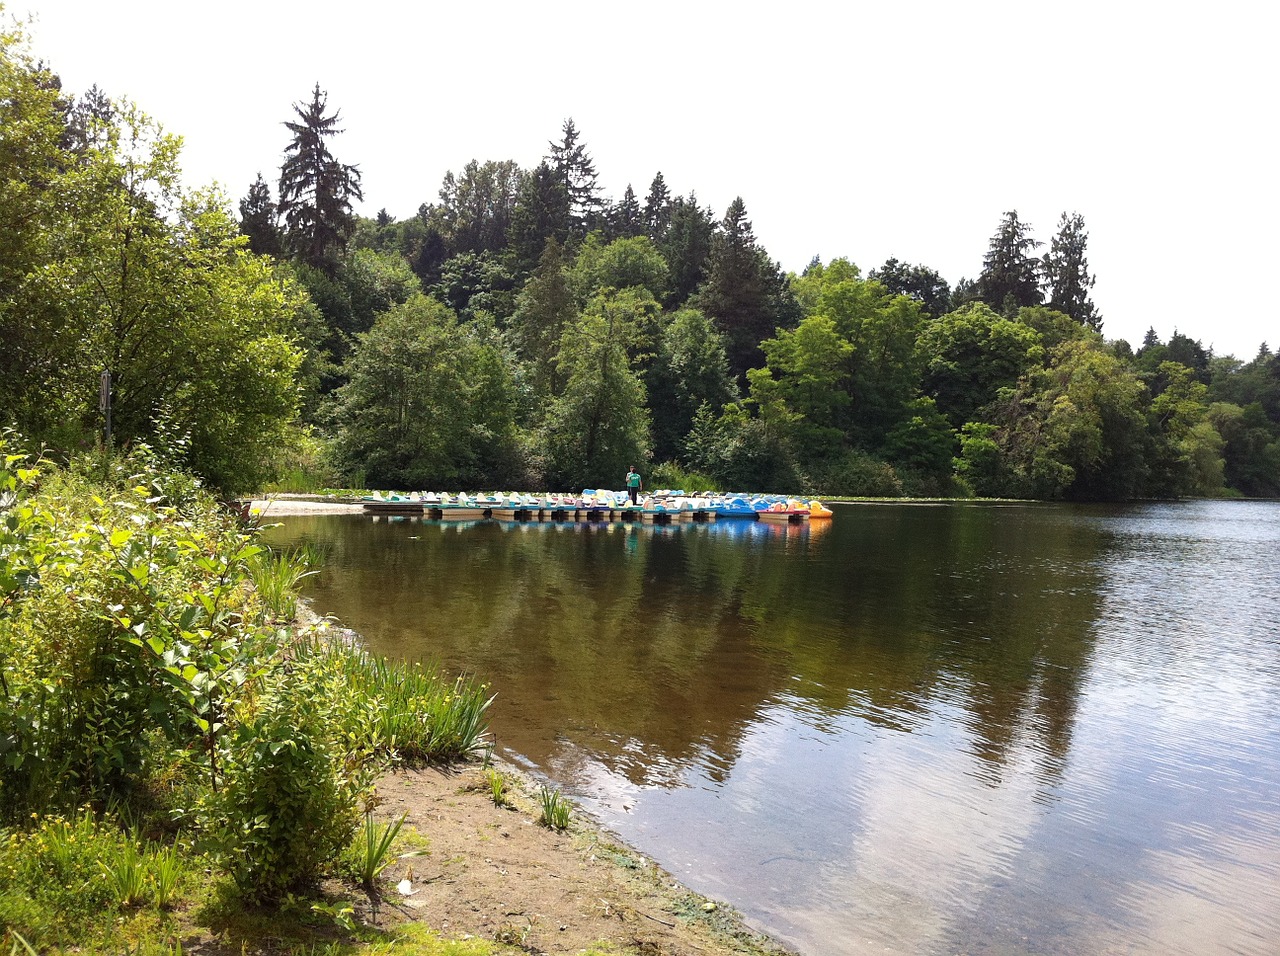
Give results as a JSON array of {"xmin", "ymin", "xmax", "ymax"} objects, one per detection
[{"xmin": 2, "ymin": 27, "xmax": 1276, "ymax": 497}]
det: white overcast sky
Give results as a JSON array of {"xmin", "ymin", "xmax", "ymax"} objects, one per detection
[{"xmin": 14, "ymin": 1, "xmax": 1278, "ymax": 360}]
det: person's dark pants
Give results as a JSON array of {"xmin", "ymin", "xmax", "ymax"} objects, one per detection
[{"xmin": 629, "ymin": 488, "xmax": 638, "ymax": 505}]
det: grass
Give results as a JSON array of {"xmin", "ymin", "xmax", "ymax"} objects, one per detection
[
  {"xmin": 484, "ymin": 769, "xmax": 507, "ymax": 807},
  {"xmin": 310, "ymin": 640, "xmax": 494, "ymax": 763},
  {"xmin": 343, "ymin": 811, "xmax": 408, "ymax": 889},
  {"xmin": 537, "ymin": 786, "xmax": 571, "ymax": 831},
  {"xmin": 249, "ymin": 544, "xmax": 321, "ymax": 622}
]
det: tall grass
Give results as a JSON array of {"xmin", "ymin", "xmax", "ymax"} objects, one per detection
[
  {"xmin": 299, "ymin": 638, "xmax": 493, "ymax": 763},
  {"xmin": 248, "ymin": 544, "xmax": 321, "ymax": 623}
]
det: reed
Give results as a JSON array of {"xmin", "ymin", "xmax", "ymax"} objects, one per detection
[
  {"xmin": 346, "ymin": 811, "xmax": 406, "ymax": 889},
  {"xmin": 538, "ymin": 786, "xmax": 571, "ymax": 831},
  {"xmin": 306, "ymin": 639, "xmax": 493, "ymax": 763},
  {"xmin": 248, "ymin": 545, "xmax": 319, "ymax": 623}
]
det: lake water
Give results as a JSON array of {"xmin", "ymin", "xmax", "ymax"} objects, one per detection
[{"xmin": 262, "ymin": 501, "xmax": 1280, "ymax": 955}]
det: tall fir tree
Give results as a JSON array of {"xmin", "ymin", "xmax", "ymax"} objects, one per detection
[
  {"xmin": 694, "ymin": 197, "xmax": 791, "ymax": 382},
  {"xmin": 1043, "ymin": 211, "xmax": 1101, "ymax": 332},
  {"xmin": 643, "ymin": 171, "xmax": 672, "ymax": 242},
  {"xmin": 277, "ymin": 83, "xmax": 363, "ymax": 275},
  {"xmin": 546, "ymin": 118, "xmax": 601, "ymax": 238},
  {"xmin": 975, "ymin": 210, "xmax": 1043, "ymax": 316},
  {"xmin": 658, "ymin": 192, "xmax": 716, "ymax": 307},
  {"xmin": 606, "ymin": 184, "xmax": 643, "ymax": 240}
]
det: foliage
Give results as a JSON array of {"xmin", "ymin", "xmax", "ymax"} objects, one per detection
[
  {"xmin": 484, "ymin": 768, "xmax": 507, "ymax": 807},
  {"xmin": 538, "ymin": 786, "xmax": 571, "ymax": 830},
  {"xmin": 868, "ymin": 257, "xmax": 952, "ymax": 319},
  {"xmin": 917, "ymin": 303, "xmax": 1045, "ymax": 428},
  {"xmin": 315, "ymin": 641, "xmax": 494, "ymax": 764},
  {"xmin": 571, "ymin": 233, "xmax": 669, "ymax": 303},
  {"xmin": 974, "ymin": 209, "xmax": 1043, "ymax": 315},
  {"xmin": 979, "ymin": 340, "xmax": 1153, "ymax": 499},
  {"xmin": 277, "ymin": 83, "xmax": 363, "ymax": 274},
  {"xmin": 0, "ymin": 436, "xmax": 494, "ymax": 937},
  {"xmin": 341, "ymin": 810, "xmax": 407, "ymax": 889},
  {"xmin": 806, "ymin": 449, "xmax": 903, "ymax": 498},
  {"xmin": 648, "ymin": 461, "xmax": 722, "ymax": 494},
  {"xmin": 509, "ymin": 238, "xmax": 577, "ymax": 404},
  {"xmin": 646, "ymin": 308, "xmax": 737, "ymax": 462},
  {"xmin": 0, "ymin": 49, "xmax": 306, "ymax": 491},
  {"xmin": 694, "ymin": 197, "xmax": 796, "ymax": 381},
  {"xmin": 330, "ymin": 295, "xmax": 525, "ymax": 489},
  {"xmin": 541, "ymin": 290, "xmax": 654, "ymax": 488},
  {"xmin": 1042, "ymin": 212, "xmax": 1101, "ymax": 331}
]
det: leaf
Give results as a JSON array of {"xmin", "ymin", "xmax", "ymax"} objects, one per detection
[{"xmin": 109, "ymin": 528, "xmax": 132, "ymax": 548}]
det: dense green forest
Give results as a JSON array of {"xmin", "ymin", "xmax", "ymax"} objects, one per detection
[{"xmin": 3, "ymin": 22, "xmax": 1278, "ymax": 498}]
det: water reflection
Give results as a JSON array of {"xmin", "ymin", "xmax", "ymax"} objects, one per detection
[{"xmin": 263, "ymin": 501, "xmax": 1280, "ymax": 955}]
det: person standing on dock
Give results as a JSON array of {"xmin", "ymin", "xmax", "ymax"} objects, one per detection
[{"xmin": 626, "ymin": 465, "xmax": 643, "ymax": 505}]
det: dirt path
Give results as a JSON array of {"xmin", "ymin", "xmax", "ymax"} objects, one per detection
[{"xmin": 364, "ymin": 759, "xmax": 791, "ymax": 956}]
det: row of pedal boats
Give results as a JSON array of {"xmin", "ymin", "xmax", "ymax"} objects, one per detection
[{"xmin": 361, "ymin": 490, "xmax": 834, "ymax": 523}]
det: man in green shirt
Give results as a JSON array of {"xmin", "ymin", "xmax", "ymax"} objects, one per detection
[{"xmin": 626, "ymin": 466, "xmax": 643, "ymax": 505}]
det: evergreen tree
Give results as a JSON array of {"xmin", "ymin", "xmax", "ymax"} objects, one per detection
[
  {"xmin": 238, "ymin": 173, "xmax": 284, "ymax": 258},
  {"xmin": 606, "ymin": 184, "xmax": 643, "ymax": 240},
  {"xmin": 545, "ymin": 118, "xmax": 601, "ymax": 237},
  {"xmin": 509, "ymin": 238, "xmax": 577, "ymax": 402},
  {"xmin": 975, "ymin": 210, "xmax": 1043, "ymax": 315},
  {"xmin": 643, "ymin": 171, "xmax": 672, "ymax": 241},
  {"xmin": 1043, "ymin": 211, "xmax": 1101, "ymax": 332},
  {"xmin": 694, "ymin": 197, "xmax": 791, "ymax": 381},
  {"xmin": 506, "ymin": 161, "xmax": 570, "ymax": 275},
  {"xmin": 658, "ymin": 193, "xmax": 716, "ymax": 307},
  {"xmin": 429, "ymin": 158, "xmax": 522, "ymax": 256},
  {"xmin": 277, "ymin": 83, "xmax": 363, "ymax": 275}
]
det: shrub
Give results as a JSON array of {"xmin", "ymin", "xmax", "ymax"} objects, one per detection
[{"xmin": 207, "ymin": 650, "xmax": 382, "ymax": 903}]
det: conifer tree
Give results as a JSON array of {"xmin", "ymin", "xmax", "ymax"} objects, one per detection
[
  {"xmin": 506, "ymin": 161, "xmax": 571, "ymax": 275},
  {"xmin": 238, "ymin": 173, "xmax": 284, "ymax": 258},
  {"xmin": 694, "ymin": 197, "xmax": 792, "ymax": 382},
  {"xmin": 546, "ymin": 118, "xmax": 601, "ymax": 237},
  {"xmin": 277, "ymin": 83, "xmax": 363, "ymax": 275},
  {"xmin": 607, "ymin": 184, "xmax": 643, "ymax": 240},
  {"xmin": 975, "ymin": 210, "xmax": 1043, "ymax": 315},
  {"xmin": 1043, "ymin": 211, "xmax": 1101, "ymax": 332},
  {"xmin": 644, "ymin": 171, "xmax": 672, "ymax": 241}
]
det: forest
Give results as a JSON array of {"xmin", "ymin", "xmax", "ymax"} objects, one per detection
[{"xmin": 3, "ymin": 22, "xmax": 1278, "ymax": 499}]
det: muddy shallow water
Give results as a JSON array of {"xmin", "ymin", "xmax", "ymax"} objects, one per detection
[{"xmin": 264, "ymin": 500, "xmax": 1280, "ymax": 955}]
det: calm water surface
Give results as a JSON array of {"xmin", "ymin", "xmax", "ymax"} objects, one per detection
[{"xmin": 263, "ymin": 501, "xmax": 1280, "ymax": 955}]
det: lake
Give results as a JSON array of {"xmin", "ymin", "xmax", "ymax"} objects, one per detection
[{"xmin": 262, "ymin": 500, "xmax": 1280, "ymax": 955}]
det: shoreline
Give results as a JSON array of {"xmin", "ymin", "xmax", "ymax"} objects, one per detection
[{"xmin": 296, "ymin": 604, "xmax": 795, "ymax": 956}]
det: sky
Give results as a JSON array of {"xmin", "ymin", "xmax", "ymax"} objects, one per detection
[{"xmin": 12, "ymin": 1, "xmax": 1278, "ymax": 360}]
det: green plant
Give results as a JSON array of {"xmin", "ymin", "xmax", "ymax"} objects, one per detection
[
  {"xmin": 209, "ymin": 653, "xmax": 380, "ymax": 903},
  {"xmin": 347, "ymin": 811, "xmax": 406, "ymax": 889},
  {"xmin": 248, "ymin": 546, "xmax": 319, "ymax": 623},
  {"xmin": 6, "ymin": 930, "xmax": 38, "ymax": 955},
  {"xmin": 484, "ymin": 768, "xmax": 506, "ymax": 807},
  {"xmin": 538, "ymin": 786, "xmax": 571, "ymax": 831},
  {"xmin": 149, "ymin": 843, "xmax": 182, "ymax": 909},
  {"xmin": 100, "ymin": 835, "xmax": 148, "ymax": 907},
  {"xmin": 648, "ymin": 460, "xmax": 721, "ymax": 493},
  {"xmin": 314, "ymin": 642, "xmax": 493, "ymax": 763}
]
